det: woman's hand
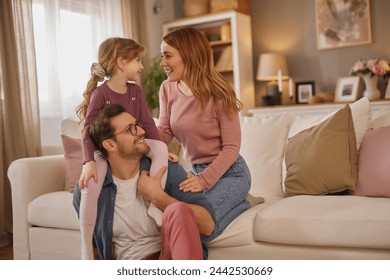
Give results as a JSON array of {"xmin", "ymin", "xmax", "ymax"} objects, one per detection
[
  {"xmin": 79, "ymin": 161, "xmax": 97, "ymax": 189},
  {"xmin": 179, "ymin": 173, "xmax": 205, "ymax": 192}
]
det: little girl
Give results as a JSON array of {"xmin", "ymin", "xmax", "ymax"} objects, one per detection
[{"xmin": 75, "ymin": 37, "xmax": 168, "ymax": 260}]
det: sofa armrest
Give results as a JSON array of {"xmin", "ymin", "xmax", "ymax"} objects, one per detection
[{"xmin": 7, "ymin": 155, "xmax": 66, "ymax": 259}]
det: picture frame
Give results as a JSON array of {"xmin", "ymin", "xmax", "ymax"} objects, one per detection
[
  {"xmin": 295, "ymin": 81, "xmax": 315, "ymax": 104},
  {"xmin": 385, "ymin": 80, "xmax": 390, "ymax": 99},
  {"xmin": 334, "ymin": 76, "xmax": 360, "ymax": 102},
  {"xmin": 315, "ymin": 0, "xmax": 372, "ymax": 50}
]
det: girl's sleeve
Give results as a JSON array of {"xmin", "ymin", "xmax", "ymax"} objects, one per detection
[{"xmin": 81, "ymin": 92, "xmax": 105, "ymax": 163}]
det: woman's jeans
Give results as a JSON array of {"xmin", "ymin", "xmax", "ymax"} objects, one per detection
[{"xmin": 191, "ymin": 154, "xmax": 251, "ymax": 242}]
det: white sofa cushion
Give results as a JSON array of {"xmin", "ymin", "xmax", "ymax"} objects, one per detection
[
  {"xmin": 208, "ymin": 197, "xmax": 281, "ymax": 248},
  {"xmin": 28, "ymin": 191, "xmax": 79, "ymax": 230},
  {"xmin": 370, "ymin": 107, "xmax": 390, "ymax": 128},
  {"xmin": 349, "ymin": 97, "xmax": 372, "ymax": 148},
  {"xmin": 254, "ymin": 195, "xmax": 390, "ymax": 249},
  {"xmin": 208, "ymin": 204, "xmax": 264, "ymax": 248},
  {"xmin": 240, "ymin": 113, "xmax": 291, "ymax": 197},
  {"xmin": 62, "ymin": 119, "xmax": 82, "ymax": 139}
]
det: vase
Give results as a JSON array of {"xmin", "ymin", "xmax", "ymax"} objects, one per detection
[{"xmin": 362, "ymin": 74, "xmax": 381, "ymax": 100}]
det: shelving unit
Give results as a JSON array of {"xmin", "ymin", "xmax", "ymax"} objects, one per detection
[
  {"xmin": 162, "ymin": 10, "xmax": 255, "ymax": 112},
  {"xmin": 248, "ymin": 100, "xmax": 390, "ymax": 117}
]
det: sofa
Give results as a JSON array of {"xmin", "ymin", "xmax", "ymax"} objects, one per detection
[{"xmin": 8, "ymin": 97, "xmax": 390, "ymax": 260}]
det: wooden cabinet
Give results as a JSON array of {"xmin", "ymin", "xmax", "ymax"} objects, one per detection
[{"xmin": 162, "ymin": 10, "xmax": 255, "ymax": 112}]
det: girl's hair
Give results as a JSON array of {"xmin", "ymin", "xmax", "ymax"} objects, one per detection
[
  {"xmin": 162, "ymin": 27, "xmax": 243, "ymax": 113},
  {"xmin": 75, "ymin": 37, "xmax": 145, "ymax": 122}
]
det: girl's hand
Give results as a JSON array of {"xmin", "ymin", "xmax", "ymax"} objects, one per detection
[
  {"xmin": 179, "ymin": 173, "xmax": 205, "ymax": 192},
  {"xmin": 79, "ymin": 161, "xmax": 97, "ymax": 189},
  {"xmin": 168, "ymin": 152, "xmax": 179, "ymax": 163}
]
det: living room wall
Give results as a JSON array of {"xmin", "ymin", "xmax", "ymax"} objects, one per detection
[{"xmin": 173, "ymin": 0, "xmax": 390, "ymax": 105}]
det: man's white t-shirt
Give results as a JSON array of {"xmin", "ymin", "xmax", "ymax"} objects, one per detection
[{"xmin": 112, "ymin": 173, "xmax": 161, "ymax": 260}]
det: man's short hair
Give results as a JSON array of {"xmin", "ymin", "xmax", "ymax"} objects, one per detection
[{"xmin": 89, "ymin": 104, "xmax": 126, "ymax": 159}]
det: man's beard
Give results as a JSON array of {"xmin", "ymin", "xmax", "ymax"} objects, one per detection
[{"xmin": 117, "ymin": 136, "xmax": 150, "ymax": 160}]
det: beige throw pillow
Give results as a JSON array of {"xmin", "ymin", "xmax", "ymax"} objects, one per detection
[{"xmin": 284, "ymin": 104, "xmax": 358, "ymax": 197}]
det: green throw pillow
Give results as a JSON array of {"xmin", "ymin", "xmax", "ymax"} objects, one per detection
[{"xmin": 284, "ymin": 104, "xmax": 358, "ymax": 197}]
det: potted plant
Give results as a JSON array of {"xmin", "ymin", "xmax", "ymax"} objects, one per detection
[{"xmin": 142, "ymin": 57, "xmax": 166, "ymax": 116}]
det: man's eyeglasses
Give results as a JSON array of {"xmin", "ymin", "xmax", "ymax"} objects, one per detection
[{"xmin": 111, "ymin": 120, "xmax": 144, "ymax": 137}]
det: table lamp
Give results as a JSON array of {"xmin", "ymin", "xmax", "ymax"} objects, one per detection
[{"xmin": 256, "ymin": 53, "xmax": 289, "ymax": 105}]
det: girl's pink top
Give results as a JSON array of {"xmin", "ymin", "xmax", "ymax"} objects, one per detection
[{"xmin": 82, "ymin": 82, "xmax": 159, "ymax": 162}]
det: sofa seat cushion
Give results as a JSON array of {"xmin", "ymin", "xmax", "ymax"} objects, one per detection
[
  {"xmin": 254, "ymin": 195, "xmax": 390, "ymax": 249},
  {"xmin": 209, "ymin": 196, "xmax": 281, "ymax": 248},
  {"xmin": 28, "ymin": 191, "xmax": 79, "ymax": 230}
]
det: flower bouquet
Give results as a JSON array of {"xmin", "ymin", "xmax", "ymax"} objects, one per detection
[
  {"xmin": 350, "ymin": 58, "xmax": 390, "ymax": 77},
  {"xmin": 350, "ymin": 58, "xmax": 390, "ymax": 100}
]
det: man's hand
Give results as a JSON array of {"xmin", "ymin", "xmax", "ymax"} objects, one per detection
[
  {"xmin": 138, "ymin": 166, "xmax": 214, "ymax": 236},
  {"xmin": 137, "ymin": 166, "xmax": 172, "ymax": 209}
]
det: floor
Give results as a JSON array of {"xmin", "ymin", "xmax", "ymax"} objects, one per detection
[{"xmin": 0, "ymin": 245, "xmax": 13, "ymax": 260}]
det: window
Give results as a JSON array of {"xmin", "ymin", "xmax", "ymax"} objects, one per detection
[{"xmin": 32, "ymin": 0, "xmax": 123, "ymax": 151}]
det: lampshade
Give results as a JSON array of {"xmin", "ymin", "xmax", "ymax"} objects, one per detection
[{"xmin": 256, "ymin": 53, "xmax": 289, "ymax": 81}]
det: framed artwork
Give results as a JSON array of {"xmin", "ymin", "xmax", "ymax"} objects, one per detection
[
  {"xmin": 315, "ymin": 0, "xmax": 372, "ymax": 50},
  {"xmin": 296, "ymin": 81, "xmax": 315, "ymax": 104},
  {"xmin": 385, "ymin": 80, "xmax": 390, "ymax": 99},
  {"xmin": 335, "ymin": 76, "xmax": 360, "ymax": 102}
]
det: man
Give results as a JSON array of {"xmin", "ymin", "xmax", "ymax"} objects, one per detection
[{"xmin": 73, "ymin": 104, "xmax": 215, "ymax": 260}]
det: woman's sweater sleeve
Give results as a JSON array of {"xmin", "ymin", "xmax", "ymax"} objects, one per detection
[
  {"xmin": 157, "ymin": 83, "xmax": 174, "ymax": 145},
  {"xmin": 196, "ymin": 109, "xmax": 241, "ymax": 190}
]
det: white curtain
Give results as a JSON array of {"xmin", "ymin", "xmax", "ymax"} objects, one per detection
[
  {"xmin": 1, "ymin": 0, "xmax": 41, "ymax": 247},
  {"xmin": 32, "ymin": 0, "xmax": 124, "ymax": 152}
]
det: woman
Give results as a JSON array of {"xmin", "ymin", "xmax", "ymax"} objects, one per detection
[{"xmin": 158, "ymin": 27, "xmax": 252, "ymax": 241}]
